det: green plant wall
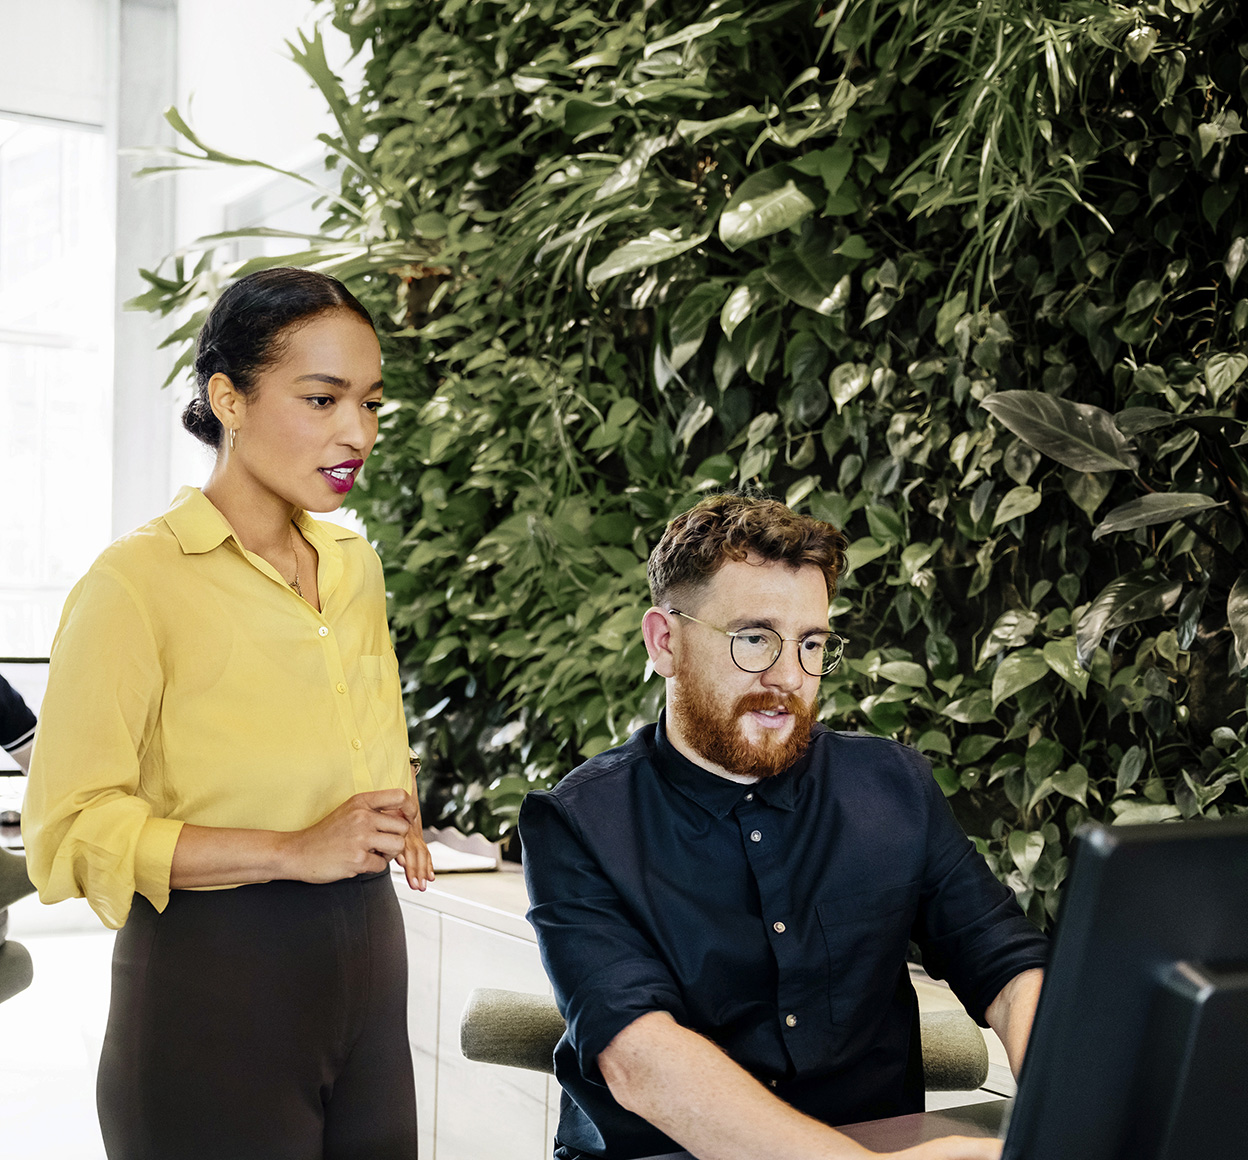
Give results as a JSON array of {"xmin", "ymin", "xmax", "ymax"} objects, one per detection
[{"xmin": 134, "ymin": 0, "xmax": 1248, "ymax": 926}]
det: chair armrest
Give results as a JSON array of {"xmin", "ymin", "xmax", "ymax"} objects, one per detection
[
  {"xmin": 919, "ymin": 1008, "xmax": 990, "ymax": 1091},
  {"xmin": 0, "ymin": 921, "xmax": 34, "ymax": 1006},
  {"xmin": 0, "ymin": 849, "xmax": 34, "ymax": 910},
  {"xmin": 460, "ymin": 987, "xmax": 565, "ymax": 1074},
  {"xmin": 459, "ymin": 989, "xmax": 991, "ymax": 1091}
]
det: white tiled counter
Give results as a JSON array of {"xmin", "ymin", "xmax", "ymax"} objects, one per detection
[{"xmin": 393, "ymin": 866, "xmax": 557, "ymax": 1160}]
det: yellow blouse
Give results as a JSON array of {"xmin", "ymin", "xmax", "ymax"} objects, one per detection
[{"xmin": 23, "ymin": 486, "xmax": 409, "ymax": 929}]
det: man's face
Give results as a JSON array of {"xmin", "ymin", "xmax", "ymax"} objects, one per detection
[{"xmin": 668, "ymin": 557, "xmax": 828, "ymax": 779}]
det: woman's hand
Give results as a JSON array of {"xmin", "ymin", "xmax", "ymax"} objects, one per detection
[
  {"xmin": 281, "ymin": 788, "xmax": 417, "ymax": 883},
  {"xmin": 395, "ymin": 828, "xmax": 435, "ymax": 891},
  {"xmin": 393, "ymin": 782, "xmax": 435, "ymax": 891}
]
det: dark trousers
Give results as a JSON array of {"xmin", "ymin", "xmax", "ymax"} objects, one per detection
[{"xmin": 98, "ymin": 869, "xmax": 417, "ymax": 1160}]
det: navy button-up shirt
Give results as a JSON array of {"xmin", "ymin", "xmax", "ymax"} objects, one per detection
[{"xmin": 520, "ymin": 718, "xmax": 1048, "ymax": 1160}]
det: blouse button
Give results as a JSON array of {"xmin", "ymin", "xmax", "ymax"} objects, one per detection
[
  {"xmin": 351, "ymin": 738, "xmax": 362, "ymax": 750},
  {"xmin": 773, "ymin": 921, "xmax": 786, "ymax": 933},
  {"xmin": 744, "ymin": 792, "xmax": 754, "ymax": 801},
  {"xmin": 750, "ymin": 830, "xmax": 762, "ymax": 843},
  {"xmin": 336, "ymin": 682, "xmax": 347, "ymax": 694},
  {"xmin": 785, "ymin": 1013, "xmax": 798, "ymax": 1028},
  {"xmin": 318, "ymin": 626, "xmax": 329, "ymax": 637}
]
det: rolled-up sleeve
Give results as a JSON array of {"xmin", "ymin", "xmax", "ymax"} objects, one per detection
[
  {"xmin": 911, "ymin": 759, "xmax": 1049, "ymax": 1023},
  {"xmin": 520, "ymin": 789, "xmax": 686, "ymax": 1080},
  {"xmin": 22, "ymin": 565, "xmax": 183, "ymax": 929}
]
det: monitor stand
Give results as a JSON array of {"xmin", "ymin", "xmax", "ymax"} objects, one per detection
[{"xmin": 1129, "ymin": 960, "xmax": 1248, "ymax": 1160}]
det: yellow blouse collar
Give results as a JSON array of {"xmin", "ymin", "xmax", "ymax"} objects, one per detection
[{"xmin": 163, "ymin": 486, "xmax": 357, "ymax": 555}]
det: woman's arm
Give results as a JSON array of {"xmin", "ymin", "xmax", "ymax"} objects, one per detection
[{"xmin": 168, "ymin": 787, "xmax": 418, "ymax": 888}]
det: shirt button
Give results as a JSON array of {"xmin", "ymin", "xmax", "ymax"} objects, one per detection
[
  {"xmin": 336, "ymin": 682, "xmax": 347, "ymax": 694},
  {"xmin": 318, "ymin": 626, "xmax": 329, "ymax": 637},
  {"xmin": 351, "ymin": 738, "xmax": 362, "ymax": 750},
  {"xmin": 785, "ymin": 1013, "xmax": 798, "ymax": 1028},
  {"xmin": 750, "ymin": 830, "xmax": 762, "ymax": 843},
  {"xmin": 773, "ymin": 921, "xmax": 786, "ymax": 933},
  {"xmin": 744, "ymin": 792, "xmax": 754, "ymax": 801},
  {"xmin": 769, "ymin": 1079, "xmax": 778, "ymax": 1088}
]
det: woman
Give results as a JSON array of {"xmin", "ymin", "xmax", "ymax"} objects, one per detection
[{"xmin": 23, "ymin": 267, "xmax": 433, "ymax": 1160}]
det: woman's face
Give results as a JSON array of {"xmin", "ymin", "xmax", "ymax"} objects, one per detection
[{"xmin": 231, "ymin": 309, "xmax": 384, "ymax": 513}]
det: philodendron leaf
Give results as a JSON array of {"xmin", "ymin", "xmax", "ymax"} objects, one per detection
[
  {"xmin": 668, "ymin": 282, "xmax": 728, "ymax": 371},
  {"xmin": 1204, "ymin": 352, "xmax": 1248, "ymax": 403},
  {"xmin": 1008, "ymin": 829, "xmax": 1046, "ymax": 880},
  {"xmin": 1075, "ymin": 575, "xmax": 1183, "ymax": 669},
  {"xmin": 1043, "ymin": 638, "xmax": 1090, "ymax": 695},
  {"xmin": 586, "ymin": 228, "xmax": 710, "ymax": 289},
  {"xmin": 1228, "ymin": 573, "xmax": 1248, "ymax": 672},
  {"xmin": 719, "ymin": 167, "xmax": 816, "ymax": 251},
  {"xmin": 1092, "ymin": 492, "xmax": 1223, "ymax": 539},
  {"xmin": 980, "ymin": 391, "xmax": 1140, "ymax": 472},
  {"xmin": 993, "ymin": 485, "xmax": 1043, "ymax": 526},
  {"xmin": 1114, "ymin": 406, "xmax": 1175, "ymax": 435},
  {"xmin": 991, "ymin": 648, "xmax": 1049, "ymax": 707}
]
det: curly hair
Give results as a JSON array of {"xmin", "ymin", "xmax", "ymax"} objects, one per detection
[{"xmin": 647, "ymin": 492, "xmax": 848, "ymax": 607}]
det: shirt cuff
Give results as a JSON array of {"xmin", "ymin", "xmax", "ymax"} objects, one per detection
[{"xmin": 134, "ymin": 816, "xmax": 185, "ymax": 914}]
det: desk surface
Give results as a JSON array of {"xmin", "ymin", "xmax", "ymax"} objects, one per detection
[{"xmin": 839, "ymin": 1098, "xmax": 1009, "ymax": 1149}]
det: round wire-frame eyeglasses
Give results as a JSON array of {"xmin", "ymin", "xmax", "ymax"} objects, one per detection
[{"xmin": 669, "ymin": 609, "xmax": 847, "ymax": 677}]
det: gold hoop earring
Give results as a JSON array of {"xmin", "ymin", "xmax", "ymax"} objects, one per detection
[{"xmin": 228, "ymin": 427, "xmax": 237, "ymax": 452}]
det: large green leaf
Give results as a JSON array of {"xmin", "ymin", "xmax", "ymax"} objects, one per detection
[
  {"xmin": 668, "ymin": 283, "xmax": 729, "ymax": 371},
  {"xmin": 1075, "ymin": 575, "xmax": 1184, "ymax": 668},
  {"xmin": 1042, "ymin": 639, "xmax": 1089, "ymax": 695},
  {"xmin": 1229, "ymin": 573, "xmax": 1248, "ymax": 672},
  {"xmin": 980, "ymin": 391, "xmax": 1139, "ymax": 472},
  {"xmin": 586, "ymin": 228, "xmax": 710, "ymax": 288},
  {"xmin": 718, "ymin": 167, "xmax": 817, "ymax": 251},
  {"xmin": 677, "ymin": 105, "xmax": 769, "ymax": 145},
  {"xmin": 1092, "ymin": 493, "xmax": 1223, "ymax": 539},
  {"xmin": 992, "ymin": 649, "xmax": 1050, "ymax": 707},
  {"xmin": 992, "ymin": 485, "xmax": 1043, "ymax": 526}
]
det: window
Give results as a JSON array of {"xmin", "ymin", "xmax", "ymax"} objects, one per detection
[{"xmin": 0, "ymin": 114, "xmax": 112, "ymax": 656}]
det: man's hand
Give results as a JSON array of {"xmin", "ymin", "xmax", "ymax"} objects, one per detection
[
  {"xmin": 985, "ymin": 967, "xmax": 1044, "ymax": 1079},
  {"xmin": 889, "ymin": 1139, "xmax": 1002, "ymax": 1159}
]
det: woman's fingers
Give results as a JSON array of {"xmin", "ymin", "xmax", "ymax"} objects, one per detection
[{"xmin": 355, "ymin": 787, "xmax": 417, "ymax": 821}]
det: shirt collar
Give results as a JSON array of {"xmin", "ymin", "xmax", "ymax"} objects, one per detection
[
  {"xmin": 162, "ymin": 486, "xmax": 355, "ymax": 604},
  {"xmin": 652, "ymin": 712, "xmax": 819, "ymax": 818}
]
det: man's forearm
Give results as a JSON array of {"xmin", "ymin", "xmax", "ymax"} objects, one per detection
[
  {"xmin": 984, "ymin": 968, "xmax": 1045, "ymax": 1078},
  {"xmin": 600, "ymin": 1011, "xmax": 874, "ymax": 1160}
]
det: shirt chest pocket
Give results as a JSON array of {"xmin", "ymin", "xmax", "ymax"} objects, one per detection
[
  {"xmin": 816, "ymin": 881, "xmax": 918, "ymax": 1028},
  {"xmin": 358, "ymin": 651, "xmax": 405, "ymax": 780}
]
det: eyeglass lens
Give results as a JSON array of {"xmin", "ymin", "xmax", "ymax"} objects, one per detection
[{"xmin": 730, "ymin": 628, "xmax": 844, "ymax": 676}]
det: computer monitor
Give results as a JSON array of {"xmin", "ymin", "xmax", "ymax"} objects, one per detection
[{"xmin": 1003, "ymin": 815, "xmax": 1248, "ymax": 1160}]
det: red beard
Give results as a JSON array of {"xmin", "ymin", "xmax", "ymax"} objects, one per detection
[{"xmin": 671, "ymin": 671, "xmax": 816, "ymax": 779}]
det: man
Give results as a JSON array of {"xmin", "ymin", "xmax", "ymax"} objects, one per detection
[{"xmin": 519, "ymin": 493, "xmax": 1047, "ymax": 1160}]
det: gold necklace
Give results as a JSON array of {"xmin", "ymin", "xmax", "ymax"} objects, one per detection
[{"xmin": 287, "ymin": 522, "xmax": 303, "ymax": 598}]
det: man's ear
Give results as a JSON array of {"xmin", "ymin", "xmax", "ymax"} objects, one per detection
[{"xmin": 642, "ymin": 607, "xmax": 677, "ymax": 679}]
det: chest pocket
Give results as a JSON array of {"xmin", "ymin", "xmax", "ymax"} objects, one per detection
[
  {"xmin": 816, "ymin": 881, "xmax": 918, "ymax": 1028},
  {"xmin": 359, "ymin": 651, "xmax": 405, "ymax": 782}
]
